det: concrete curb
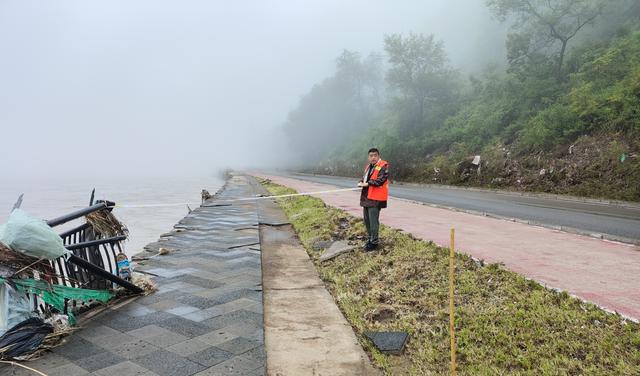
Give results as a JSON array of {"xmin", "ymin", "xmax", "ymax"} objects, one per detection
[{"xmin": 254, "ymin": 178, "xmax": 380, "ymax": 375}]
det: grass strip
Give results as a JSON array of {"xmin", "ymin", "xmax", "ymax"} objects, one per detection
[{"xmin": 260, "ymin": 179, "xmax": 640, "ymax": 375}]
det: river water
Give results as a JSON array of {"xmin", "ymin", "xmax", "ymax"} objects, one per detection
[{"xmin": 0, "ymin": 175, "xmax": 224, "ymax": 256}]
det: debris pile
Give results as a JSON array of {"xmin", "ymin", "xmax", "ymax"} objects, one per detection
[
  {"xmin": 85, "ymin": 208, "xmax": 129, "ymax": 238},
  {"xmin": 0, "ymin": 191, "xmax": 146, "ymax": 360}
]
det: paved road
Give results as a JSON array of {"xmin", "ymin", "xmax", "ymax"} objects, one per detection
[{"xmin": 274, "ymin": 172, "xmax": 640, "ymax": 243}]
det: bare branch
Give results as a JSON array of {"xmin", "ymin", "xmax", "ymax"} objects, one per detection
[
  {"xmin": 523, "ymin": 0, "xmax": 566, "ymax": 41},
  {"xmin": 566, "ymin": 6, "xmax": 603, "ymax": 40}
]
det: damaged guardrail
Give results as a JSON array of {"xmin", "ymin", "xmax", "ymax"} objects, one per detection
[{"xmin": 0, "ymin": 191, "xmax": 147, "ymax": 360}]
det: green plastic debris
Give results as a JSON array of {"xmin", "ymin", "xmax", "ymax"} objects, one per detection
[
  {"xmin": 620, "ymin": 153, "xmax": 627, "ymax": 163},
  {"xmin": 0, "ymin": 278, "xmax": 114, "ymax": 325}
]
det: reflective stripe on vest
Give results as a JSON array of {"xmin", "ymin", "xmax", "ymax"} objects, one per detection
[{"xmin": 364, "ymin": 159, "xmax": 389, "ymax": 201}]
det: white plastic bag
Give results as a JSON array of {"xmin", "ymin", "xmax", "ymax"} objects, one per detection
[
  {"xmin": 0, "ymin": 282, "xmax": 35, "ymax": 336},
  {"xmin": 0, "ymin": 209, "xmax": 69, "ymax": 260}
]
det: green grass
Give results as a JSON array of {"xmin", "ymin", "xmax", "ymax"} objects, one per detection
[{"xmin": 260, "ymin": 179, "xmax": 640, "ymax": 375}]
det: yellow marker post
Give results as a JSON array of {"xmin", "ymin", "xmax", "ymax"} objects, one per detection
[{"xmin": 449, "ymin": 228, "xmax": 457, "ymax": 376}]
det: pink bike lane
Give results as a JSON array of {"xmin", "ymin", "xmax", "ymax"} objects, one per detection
[{"xmin": 255, "ymin": 173, "xmax": 640, "ymax": 321}]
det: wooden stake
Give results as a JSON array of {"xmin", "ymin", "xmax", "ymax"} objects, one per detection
[{"xmin": 449, "ymin": 228, "xmax": 457, "ymax": 376}]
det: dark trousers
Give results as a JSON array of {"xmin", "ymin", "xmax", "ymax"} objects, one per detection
[{"xmin": 363, "ymin": 206, "xmax": 380, "ymax": 245}]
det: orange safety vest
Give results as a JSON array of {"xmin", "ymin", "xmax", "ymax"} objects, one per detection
[{"xmin": 364, "ymin": 159, "xmax": 389, "ymax": 201}]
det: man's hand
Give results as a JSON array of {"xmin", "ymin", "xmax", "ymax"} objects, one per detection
[{"xmin": 357, "ymin": 182, "xmax": 369, "ymax": 187}]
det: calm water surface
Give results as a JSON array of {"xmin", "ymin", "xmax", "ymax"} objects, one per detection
[{"xmin": 0, "ymin": 175, "xmax": 224, "ymax": 256}]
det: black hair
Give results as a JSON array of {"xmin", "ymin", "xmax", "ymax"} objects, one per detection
[{"xmin": 368, "ymin": 148, "xmax": 380, "ymax": 155}]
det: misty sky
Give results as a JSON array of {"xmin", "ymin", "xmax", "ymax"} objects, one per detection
[{"xmin": 0, "ymin": 0, "xmax": 505, "ymax": 180}]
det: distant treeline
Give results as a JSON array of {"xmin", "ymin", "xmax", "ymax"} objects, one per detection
[{"xmin": 283, "ymin": 0, "xmax": 640, "ymax": 201}]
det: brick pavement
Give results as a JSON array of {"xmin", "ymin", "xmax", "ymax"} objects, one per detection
[{"xmin": 1, "ymin": 174, "xmax": 265, "ymax": 376}]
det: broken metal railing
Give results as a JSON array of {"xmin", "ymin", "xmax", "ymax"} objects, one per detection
[
  {"xmin": 46, "ymin": 202, "xmax": 109, "ymax": 228},
  {"xmin": 7, "ymin": 192, "xmax": 144, "ymax": 317},
  {"xmin": 46, "ymin": 200, "xmax": 142, "ymax": 294},
  {"xmin": 0, "ymin": 191, "xmax": 145, "ymax": 357},
  {"xmin": 56, "ymin": 226, "xmax": 126, "ymax": 290}
]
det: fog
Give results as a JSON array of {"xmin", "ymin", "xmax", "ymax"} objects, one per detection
[{"xmin": 0, "ymin": 0, "xmax": 505, "ymax": 181}]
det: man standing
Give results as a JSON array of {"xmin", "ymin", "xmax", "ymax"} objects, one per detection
[{"xmin": 357, "ymin": 148, "xmax": 389, "ymax": 251}]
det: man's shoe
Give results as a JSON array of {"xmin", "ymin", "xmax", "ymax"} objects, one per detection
[
  {"xmin": 363, "ymin": 241, "xmax": 372, "ymax": 250},
  {"xmin": 364, "ymin": 242, "xmax": 378, "ymax": 252}
]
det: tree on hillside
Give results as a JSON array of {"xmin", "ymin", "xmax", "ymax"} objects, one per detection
[
  {"xmin": 487, "ymin": 0, "xmax": 606, "ymax": 80},
  {"xmin": 384, "ymin": 33, "xmax": 457, "ymax": 136},
  {"xmin": 335, "ymin": 50, "xmax": 385, "ymax": 117},
  {"xmin": 283, "ymin": 50, "xmax": 384, "ymax": 165}
]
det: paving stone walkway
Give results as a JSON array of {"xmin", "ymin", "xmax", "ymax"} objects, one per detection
[{"xmin": 1, "ymin": 174, "xmax": 266, "ymax": 376}]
